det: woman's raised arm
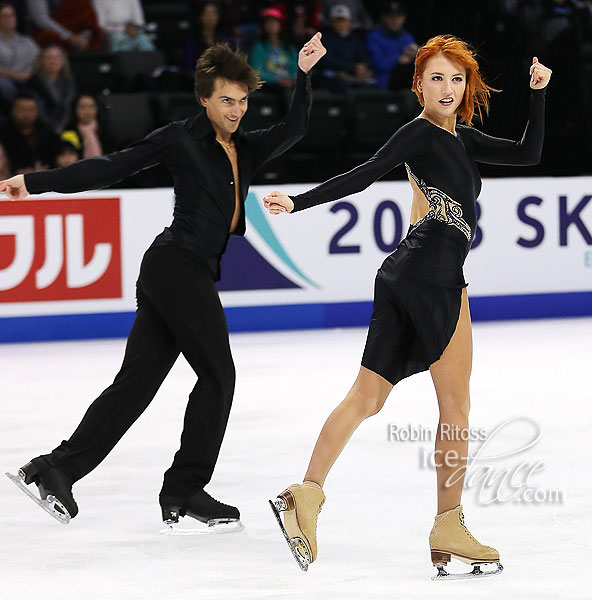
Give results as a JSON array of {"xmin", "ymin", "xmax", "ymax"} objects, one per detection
[{"xmin": 464, "ymin": 57, "xmax": 551, "ymax": 166}]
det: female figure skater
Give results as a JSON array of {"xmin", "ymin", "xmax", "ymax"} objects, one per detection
[{"xmin": 263, "ymin": 35, "xmax": 551, "ymax": 578}]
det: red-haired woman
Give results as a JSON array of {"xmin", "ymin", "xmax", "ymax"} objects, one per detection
[{"xmin": 263, "ymin": 35, "xmax": 551, "ymax": 578}]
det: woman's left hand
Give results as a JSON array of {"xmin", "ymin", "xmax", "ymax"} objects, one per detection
[
  {"xmin": 263, "ymin": 191, "xmax": 294, "ymax": 215},
  {"xmin": 529, "ymin": 57, "xmax": 552, "ymax": 89}
]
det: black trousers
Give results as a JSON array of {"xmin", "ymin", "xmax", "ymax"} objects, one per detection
[{"xmin": 44, "ymin": 245, "xmax": 236, "ymax": 498}]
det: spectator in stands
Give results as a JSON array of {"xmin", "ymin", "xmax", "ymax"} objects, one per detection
[
  {"xmin": 216, "ymin": 0, "xmax": 259, "ymax": 49},
  {"xmin": 92, "ymin": 0, "xmax": 154, "ymax": 53},
  {"xmin": 26, "ymin": 45, "xmax": 75, "ymax": 133},
  {"xmin": 0, "ymin": 141, "xmax": 11, "ymax": 178},
  {"xmin": 63, "ymin": 93, "xmax": 113, "ymax": 158},
  {"xmin": 0, "ymin": 93, "xmax": 58, "ymax": 173},
  {"xmin": 318, "ymin": 4, "xmax": 374, "ymax": 93},
  {"xmin": 53, "ymin": 137, "xmax": 80, "ymax": 168},
  {"xmin": 0, "ymin": 3, "xmax": 39, "ymax": 105},
  {"xmin": 184, "ymin": 1, "xmax": 232, "ymax": 74},
  {"xmin": 26, "ymin": 0, "xmax": 104, "ymax": 51},
  {"xmin": 273, "ymin": 1, "xmax": 322, "ymax": 45},
  {"xmin": 321, "ymin": 0, "xmax": 373, "ymax": 29},
  {"xmin": 250, "ymin": 8, "xmax": 298, "ymax": 91},
  {"xmin": 367, "ymin": 2, "xmax": 417, "ymax": 90}
]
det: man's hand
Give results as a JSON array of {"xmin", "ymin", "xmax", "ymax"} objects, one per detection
[
  {"xmin": 298, "ymin": 32, "xmax": 326, "ymax": 74},
  {"xmin": 0, "ymin": 174, "xmax": 29, "ymax": 200},
  {"xmin": 11, "ymin": 70, "xmax": 31, "ymax": 83},
  {"xmin": 69, "ymin": 33, "xmax": 89, "ymax": 50},
  {"xmin": 529, "ymin": 57, "xmax": 552, "ymax": 89},
  {"xmin": 263, "ymin": 191, "xmax": 294, "ymax": 215}
]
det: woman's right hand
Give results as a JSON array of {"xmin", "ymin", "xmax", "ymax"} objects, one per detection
[
  {"xmin": 263, "ymin": 191, "xmax": 294, "ymax": 215},
  {"xmin": 0, "ymin": 174, "xmax": 29, "ymax": 200}
]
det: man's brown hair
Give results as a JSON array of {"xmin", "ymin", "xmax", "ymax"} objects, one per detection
[{"xmin": 194, "ymin": 44, "xmax": 262, "ymax": 100}]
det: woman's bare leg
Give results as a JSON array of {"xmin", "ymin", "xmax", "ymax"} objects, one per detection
[
  {"xmin": 429, "ymin": 288, "xmax": 473, "ymax": 514},
  {"xmin": 304, "ymin": 366, "xmax": 393, "ymax": 486}
]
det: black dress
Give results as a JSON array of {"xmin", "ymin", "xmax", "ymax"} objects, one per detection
[{"xmin": 291, "ymin": 88, "xmax": 546, "ymax": 385}]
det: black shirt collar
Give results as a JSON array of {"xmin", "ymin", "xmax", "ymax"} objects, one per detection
[{"xmin": 193, "ymin": 109, "xmax": 245, "ymax": 142}]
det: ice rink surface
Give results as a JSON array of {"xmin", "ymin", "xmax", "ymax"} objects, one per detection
[{"xmin": 1, "ymin": 317, "xmax": 591, "ymax": 600}]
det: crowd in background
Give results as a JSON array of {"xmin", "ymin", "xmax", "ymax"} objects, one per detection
[{"xmin": 0, "ymin": 0, "xmax": 591, "ymax": 182}]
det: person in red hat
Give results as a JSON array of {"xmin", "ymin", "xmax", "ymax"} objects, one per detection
[{"xmin": 250, "ymin": 7, "xmax": 298, "ymax": 92}]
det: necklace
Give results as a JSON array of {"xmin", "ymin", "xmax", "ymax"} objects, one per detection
[{"xmin": 216, "ymin": 138, "xmax": 233, "ymax": 152}]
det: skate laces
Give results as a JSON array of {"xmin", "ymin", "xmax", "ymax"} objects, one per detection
[
  {"xmin": 313, "ymin": 498, "xmax": 325, "ymax": 529},
  {"xmin": 459, "ymin": 510, "xmax": 494, "ymax": 550}
]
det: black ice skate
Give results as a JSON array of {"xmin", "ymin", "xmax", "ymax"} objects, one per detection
[
  {"xmin": 158, "ymin": 489, "xmax": 244, "ymax": 535},
  {"xmin": 5, "ymin": 457, "xmax": 78, "ymax": 524}
]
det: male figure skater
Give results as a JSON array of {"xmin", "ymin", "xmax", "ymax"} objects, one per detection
[{"xmin": 0, "ymin": 35, "xmax": 326, "ymax": 530}]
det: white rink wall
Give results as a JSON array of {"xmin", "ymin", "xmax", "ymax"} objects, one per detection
[{"xmin": 0, "ymin": 177, "xmax": 591, "ymax": 342}]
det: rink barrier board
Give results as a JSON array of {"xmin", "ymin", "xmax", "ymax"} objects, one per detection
[{"xmin": 1, "ymin": 290, "xmax": 591, "ymax": 343}]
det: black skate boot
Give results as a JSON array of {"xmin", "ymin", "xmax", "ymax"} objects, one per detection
[
  {"xmin": 159, "ymin": 489, "xmax": 243, "ymax": 535},
  {"xmin": 5, "ymin": 456, "xmax": 78, "ymax": 524}
]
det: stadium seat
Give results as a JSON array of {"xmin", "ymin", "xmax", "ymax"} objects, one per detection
[
  {"xmin": 240, "ymin": 92, "xmax": 280, "ymax": 131},
  {"xmin": 115, "ymin": 50, "xmax": 166, "ymax": 92},
  {"xmin": 97, "ymin": 93, "xmax": 154, "ymax": 148},
  {"xmin": 295, "ymin": 91, "xmax": 346, "ymax": 151},
  {"xmin": 143, "ymin": 4, "xmax": 192, "ymax": 65},
  {"xmin": 69, "ymin": 52, "xmax": 118, "ymax": 95},
  {"xmin": 152, "ymin": 93, "xmax": 199, "ymax": 125},
  {"xmin": 284, "ymin": 91, "xmax": 347, "ymax": 182},
  {"xmin": 348, "ymin": 89, "xmax": 418, "ymax": 152}
]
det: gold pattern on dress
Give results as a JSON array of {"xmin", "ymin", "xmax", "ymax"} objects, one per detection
[{"xmin": 405, "ymin": 164, "xmax": 472, "ymax": 241}]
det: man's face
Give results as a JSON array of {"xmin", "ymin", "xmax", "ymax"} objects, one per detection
[
  {"xmin": 200, "ymin": 78, "xmax": 249, "ymax": 136},
  {"xmin": 383, "ymin": 14, "xmax": 405, "ymax": 31},
  {"xmin": 0, "ymin": 5, "xmax": 17, "ymax": 34},
  {"xmin": 332, "ymin": 17, "xmax": 352, "ymax": 36},
  {"xmin": 12, "ymin": 99, "xmax": 38, "ymax": 129}
]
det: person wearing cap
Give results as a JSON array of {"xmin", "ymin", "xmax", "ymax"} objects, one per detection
[
  {"xmin": 250, "ymin": 7, "xmax": 298, "ymax": 91},
  {"xmin": 367, "ymin": 2, "xmax": 417, "ymax": 90},
  {"xmin": 92, "ymin": 0, "xmax": 154, "ymax": 52},
  {"xmin": 318, "ymin": 4, "xmax": 374, "ymax": 93},
  {"xmin": 321, "ymin": 0, "xmax": 373, "ymax": 30}
]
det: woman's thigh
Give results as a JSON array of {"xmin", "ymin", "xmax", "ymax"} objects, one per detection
[{"xmin": 429, "ymin": 288, "xmax": 473, "ymax": 403}]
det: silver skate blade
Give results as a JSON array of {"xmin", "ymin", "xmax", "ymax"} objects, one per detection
[
  {"xmin": 5, "ymin": 472, "xmax": 71, "ymax": 524},
  {"xmin": 431, "ymin": 561, "xmax": 503, "ymax": 581},
  {"xmin": 159, "ymin": 518, "xmax": 245, "ymax": 536},
  {"xmin": 268, "ymin": 499, "xmax": 310, "ymax": 572}
]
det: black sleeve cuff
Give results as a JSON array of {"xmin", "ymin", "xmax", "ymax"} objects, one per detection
[{"xmin": 24, "ymin": 170, "xmax": 54, "ymax": 195}]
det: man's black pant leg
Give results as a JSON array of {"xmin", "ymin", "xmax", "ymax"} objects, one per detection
[
  {"xmin": 46, "ymin": 266, "xmax": 180, "ymax": 481},
  {"xmin": 137, "ymin": 247, "xmax": 236, "ymax": 498}
]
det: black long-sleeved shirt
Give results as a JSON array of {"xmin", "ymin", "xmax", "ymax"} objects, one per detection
[
  {"xmin": 291, "ymin": 88, "xmax": 546, "ymax": 252},
  {"xmin": 25, "ymin": 68, "xmax": 312, "ymax": 280}
]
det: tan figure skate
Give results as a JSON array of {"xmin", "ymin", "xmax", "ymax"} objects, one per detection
[
  {"xmin": 269, "ymin": 481, "xmax": 325, "ymax": 571},
  {"xmin": 429, "ymin": 504, "xmax": 503, "ymax": 580}
]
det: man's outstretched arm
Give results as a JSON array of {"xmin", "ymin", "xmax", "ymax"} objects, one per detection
[
  {"xmin": 1, "ymin": 125, "xmax": 175, "ymax": 199},
  {"xmin": 247, "ymin": 33, "xmax": 326, "ymax": 167}
]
